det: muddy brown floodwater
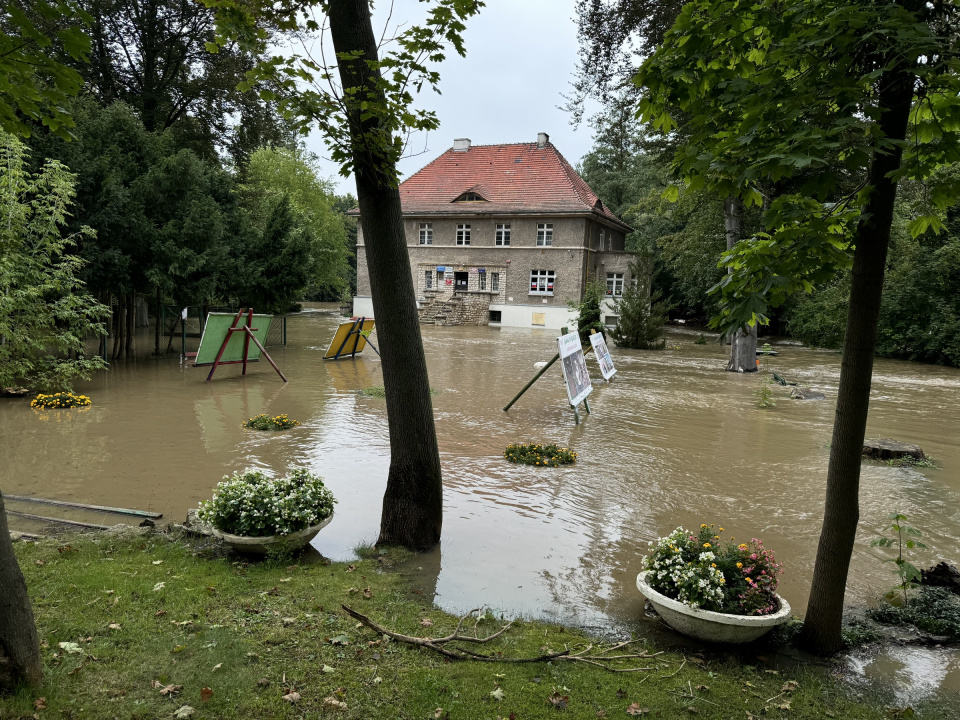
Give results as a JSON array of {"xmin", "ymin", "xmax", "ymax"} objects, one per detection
[{"xmin": 3, "ymin": 304, "xmax": 959, "ymax": 708}]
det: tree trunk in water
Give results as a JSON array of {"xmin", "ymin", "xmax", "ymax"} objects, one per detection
[
  {"xmin": 723, "ymin": 195, "xmax": 757, "ymax": 371},
  {"xmin": 111, "ymin": 296, "xmax": 123, "ymax": 360},
  {"xmin": 125, "ymin": 293, "xmax": 134, "ymax": 360},
  {"xmin": 799, "ymin": 65, "xmax": 915, "ymax": 655},
  {"xmin": 0, "ymin": 491, "xmax": 42, "ymax": 690},
  {"xmin": 155, "ymin": 287, "xmax": 161, "ymax": 356},
  {"xmin": 329, "ymin": 0, "xmax": 443, "ymax": 550}
]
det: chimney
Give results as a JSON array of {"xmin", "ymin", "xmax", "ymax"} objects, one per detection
[
  {"xmin": 453, "ymin": 138, "xmax": 471, "ymax": 152},
  {"xmin": 537, "ymin": 132, "xmax": 549, "ymax": 148}
]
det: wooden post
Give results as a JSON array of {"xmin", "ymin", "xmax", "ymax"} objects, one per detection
[{"xmin": 242, "ymin": 308, "xmax": 253, "ymax": 376}]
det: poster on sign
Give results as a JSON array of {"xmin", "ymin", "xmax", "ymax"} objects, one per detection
[
  {"xmin": 558, "ymin": 332, "xmax": 592, "ymax": 406},
  {"xmin": 589, "ymin": 332, "xmax": 617, "ymax": 380}
]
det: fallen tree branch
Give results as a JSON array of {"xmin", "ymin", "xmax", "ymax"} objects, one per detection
[{"xmin": 342, "ymin": 605, "xmax": 664, "ymax": 672}]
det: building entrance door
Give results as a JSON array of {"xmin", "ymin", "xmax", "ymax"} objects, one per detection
[{"xmin": 454, "ymin": 272, "xmax": 469, "ymax": 292}]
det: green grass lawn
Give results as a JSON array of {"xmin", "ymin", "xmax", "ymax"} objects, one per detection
[{"xmin": 2, "ymin": 532, "xmax": 890, "ymax": 719}]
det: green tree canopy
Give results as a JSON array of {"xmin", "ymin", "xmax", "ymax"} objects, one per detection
[{"xmin": 0, "ymin": 133, "xmax": 107, "ymax": 390}]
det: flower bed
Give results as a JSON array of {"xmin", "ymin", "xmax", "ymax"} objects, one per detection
[
  {"xmin": 504, "ymin": 443, "xmax": 578, "ymax": 467},
  {"xmin": 197, "ymin": 469, "xmax": 335, "ymax": 537},
  {"xmin": 643, "ymin": 524, "xmax": 783, "ymax": 616},
  {"xmin": 242, "ymin": 413, "xmax": 300, "ymax": 430},
  {"xmin": 31, "ymin": 392, "xmax": 92, "ymax": 409}
]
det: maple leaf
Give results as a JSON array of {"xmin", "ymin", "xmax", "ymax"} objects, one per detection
[
  {"xmin": 212, "ymin": 663, "xmax": 222, "ymax": 671},
  {"xmin": 34, "ymin": 698, "xmax": 47, "ymax": 710},
  {"xmin": 159, "ymin": 684, "xmax": 182, "ymax": 696},
  {"xmin": 626, "ymin": 704, "xmax": 649, "ymax": 716},
  {"xmin": 490, "ymin": 687, "xmax": 505, "ymax": 701},
  {"xmin": 781, "ymin": 680, "xmax": 799, "ymax": 692},
  {"xmin": 546, "ymin": 691, "xmax": 569, "ymax": 710},
  {"xmin": 421, "ymin": 618, "xmax": 434, "ymax": 627},
  {"xmin": 200, "ymin": 687, "xmax": 213, "ymax": 703},
  {"xmin": 282, "ymin": 691, "xmax": 301, "ymax": 703},
  {"xmin": 173, "ymin": 705, "xmax": 195, "ymax": 719},
  {"xmin": 363, "ymin": 588, "xmax": 372, "ymax": 598},
  {"xmin": 108, "ymin": 623, "xmax": 121, "ymax": 630}
]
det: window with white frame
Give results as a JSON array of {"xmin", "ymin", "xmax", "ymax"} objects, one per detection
[
  {"xmin": 456, "ymin": 223, "xmax": 471, "ymax": 245},
  {"xmin": 491, "ymin": 272, "xmax": 500, "ymax": 292},
  {"xmin": 478, "ymin": 271, "xmax": 486, "ymax": 290},
  {"xmin": 536, "ymin": 223, "xmax": 553, "ymax": 246},
  {"xmin": 425, "ymin": 270, "xmax": 432, "ymax": 290},
  {"xmin": 530, "ymin": 270, "xmax": 556, "ymax": 295},
  {"xmin": 606, "ymin": 272, "xmax": 624, "ymax": 297},
  {"xmin": 419, "ymin": 223, "xmax": 433, "ymax": 245},
  {"xmin": 495, "ymin": 223, "xmax": 511, "ymax": 246}
]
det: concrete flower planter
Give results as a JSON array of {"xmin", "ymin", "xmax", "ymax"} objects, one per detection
[
  {"xmin": 186, "ymin": 509, "xmax": 333, "ymax": 555},
  {"xmin": 636, "ymin": 571, "xmax": 791, "ymax": 644}
]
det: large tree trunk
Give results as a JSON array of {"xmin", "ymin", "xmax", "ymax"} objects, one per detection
[
  {"xmin": 0, "ymin": 491, "xmax": 42, "ymax": 690},
  {"xmin": 329, "ymin": 0, "xmax": 443, "ymax": 550},
  {"xmin": 724, "ymin": 195, "xmax": 757, "ymax": 371},
  {"xmin": 799, "ymin": 65, "xmax": 915, "ymax": 655}
]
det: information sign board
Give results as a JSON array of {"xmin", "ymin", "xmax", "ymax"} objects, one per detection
[
  {"xmin": 589, "ymin": 332, "xmax": 617, "ymax": 380},
  {"xmin": 558, "ymin": 332, "xmax": 592, "ymax": 406}
]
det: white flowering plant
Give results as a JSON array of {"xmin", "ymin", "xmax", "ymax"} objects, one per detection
[
  {"xmin": 643, "ymin": 524, "xmax": 783, "ymax": 615},
  {"xmin": 197, "ymin": 469, "xmax": 336, "ymax": 537}
]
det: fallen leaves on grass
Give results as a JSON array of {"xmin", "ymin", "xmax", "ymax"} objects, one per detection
[
  {"xmin": 363, "ymin": 587, "xmax": 372, "ymax": 599},
  {"xmin": 152, "ymin": 681, "xmax": 182, "ymax": 697},
  {"xmin": 328, "ymin": 634, "xmax": 351, "ymax": 645},
  {"xmin": 172, "ymin": 705, "xmax": 194, "ymax": 718},
  {"xmin": 626, "ymin": 704, "xmax": 649, "ymax": 716},
  {"xmin": 200, "ymin": 687, "xmax": 213, "ymax": 703},
  {"xmin": 34, "ymin": 698, "xmax": 47, "ymax": 710},
  {"xmin": 281, "ymin": 691, "xmax": 301, "ymax": 703},
  {"xmin": 322, "ymin": 696, "xmax": 347, "ymax": 711},
  {"xmin": 108, "ymin": 623, "xmax": 121, "ymax": 630},
  {"xmin": 153, "ymin": 582, "xmax": 165, "ymax": 592},
  {"xmin": 58, "ymin": 642, "xmax": 83, "ymax": 654},
  {"xmin": 420, "ymin": 618, "xmax": 434, "ymax": 627},
  {"xmin": 546, "ymin": 691, "xmax": 569, "ymax": 710},
  {"xmin": 490, "ymin": 688, "xmax": 505, "ymax": 701}
]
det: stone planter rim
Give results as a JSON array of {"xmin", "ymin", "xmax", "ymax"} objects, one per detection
[
  {"xmin": 636, "ymin": 570, "xmax": 792, "ymax": 628},
  {"xmin": 211, "ymin": 511, "xmax": 333, "ymax": 546}
]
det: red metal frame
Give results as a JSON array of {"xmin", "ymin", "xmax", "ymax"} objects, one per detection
[{"xmin": 205, "ymin": 308, "xmax": 288, "ymax": 383}]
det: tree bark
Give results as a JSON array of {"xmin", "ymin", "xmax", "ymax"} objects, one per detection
[
  {"xmin": 0, "ymin": 491, "xmax": 42, "ymax": 690},
  {"xmin": 799, "ymin": 64, "xmax": 915, "ymax": 655},
  {"xmin": 155, "ymin": 286, "xmax": 161, "ymax": 356},
  {"xmin": 329, "ymin": 0, "xmax": 443, "ymax": 550},
  {"xmin": 125, "ymin": 293, "xmax": 135, "ymax": 360},
  {"xmin": 723, "ymin": 195, "xmax": 757, "ymax": 371}
]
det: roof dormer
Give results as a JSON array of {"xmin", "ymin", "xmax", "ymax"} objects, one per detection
[{"xmin": 453, "ymin": 190, "xmax": 488, "ymax": 202}]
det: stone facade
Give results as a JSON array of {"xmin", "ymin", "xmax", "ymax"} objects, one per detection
[{"xmin": 355, "ymin": 216, "xmax": 635, "ymax": 328}]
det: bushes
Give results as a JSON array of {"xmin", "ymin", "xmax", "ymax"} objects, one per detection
[{"xmin": 611, "ymin": 259, "xmax": 669, "ymax": 349}]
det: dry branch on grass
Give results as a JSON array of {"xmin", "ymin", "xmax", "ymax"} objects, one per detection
[{"xmin": 341, "ymin": 605, "xmax": 666, "ymax": 672}]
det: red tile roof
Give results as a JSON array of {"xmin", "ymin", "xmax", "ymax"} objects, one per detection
[{"xmin": 397, "ymin": 141, "xmax": 632, "ymax": 231}]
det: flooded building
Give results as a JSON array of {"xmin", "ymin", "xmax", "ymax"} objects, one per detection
[{"xmin": 351, "ymin": 133, "xmax": 634, "ymax": 329}]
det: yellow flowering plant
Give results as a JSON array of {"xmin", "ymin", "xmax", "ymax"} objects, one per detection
[
  {"xmin": 242, "ymin": 413, "xmax": 300, "ymax": 431},
  {"xmin": 503, "ymin": 443, "xmax": 578, "ymax": 468},
  {"xmin": 30, "ymin": 392, "xmax": 92, "ymax": 409},
  {"xmin": 643, "ymin": 524, "xmax": 784, "ymax": 615}
]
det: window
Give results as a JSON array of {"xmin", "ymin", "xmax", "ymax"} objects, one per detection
[
  {"xmin": 599, "ymin": 229, "xmax": 605, "ymax": 252},
  {"xmin": 606, "ymin": 272, "xmax": 624, "ymax": 297},
  {"xmin": 530, "ymin": 269, "xmax": 555, "ymax": 295},
  {"xmin": 425, "ymin": 270, "xmax": 433, "ymax": 290},
  {"xmin": 496, "ymin": 223, "xmax": 511, "ymax": 246},
  {"xmin": 491, "ymin": 272, "xmax": 500, "ymax": 292},
  {"xmin": 478, "ymin": 271, "xmax": 487, "ymax": 290},
  {"xmin": 456, "ymin": 223, "xmax": 471, "ymax": 245},
  {"xmin": 455, "ymin": 192, "xmax": 486, "ymax": 202},
  {"xmin": 537, "ymin": 223, "xmax": 553, "ymax": 246},
  {"xmin": 489, "ymin": 310, "xmax": 502, "ymax": 323},
  {"xmin": 419, "ymin": 223, "xmax": 433, "ymax": 245}
]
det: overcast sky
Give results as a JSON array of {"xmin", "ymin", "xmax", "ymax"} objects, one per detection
[{"xmin": 303, "ymin": 0, "xmax": 602, "ymax": 196}]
